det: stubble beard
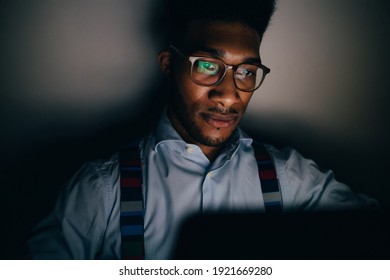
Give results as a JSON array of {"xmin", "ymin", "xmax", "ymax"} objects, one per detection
[
  {"xmin": 170, "ymin": 96, "xmax": 232, "ymax": 148},
  {"xmin": 184, "ymin": 115, "xmax": 228, "ymax": 147}
]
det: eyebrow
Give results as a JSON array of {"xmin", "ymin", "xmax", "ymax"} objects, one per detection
[{"xmin": 189, "ymin": 45, "xmax": 262, "ymax": 65}]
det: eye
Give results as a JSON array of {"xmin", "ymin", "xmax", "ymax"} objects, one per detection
[
  {"xmin": 196, "ymin": 60, "xmax": 219, "ymax": 75},
  {"xmin": 236, "ymin": 67, "xmax": 256, "ymax": 79}
]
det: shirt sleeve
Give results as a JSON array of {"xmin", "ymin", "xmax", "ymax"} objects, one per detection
[
  {"xmin": 27, "ymin": 155, "xmax": 121, "ymax": 259},
  {"xmin": 266, "ymin": 145, "xmax": 380, "ymax": 211}
]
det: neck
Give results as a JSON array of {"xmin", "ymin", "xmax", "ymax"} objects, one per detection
[{"xmin": 198, "ymin": 144, "xmax": 223, "ymax": 162}]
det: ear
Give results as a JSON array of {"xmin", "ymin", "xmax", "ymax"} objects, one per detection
[{"xmin": 158, "ymin": 50, "xmax": 172, "ymax": 76}]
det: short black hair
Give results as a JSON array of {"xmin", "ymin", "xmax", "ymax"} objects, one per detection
[{"xmin": 165, "ymin": 0, "xmax": 276, "ymax": 45}]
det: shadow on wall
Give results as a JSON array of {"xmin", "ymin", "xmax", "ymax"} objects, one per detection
[
  {"xmin": 0, "ymin": 0, "xmax": 169, "ymax": 259},
  {"xmin": 1, "ymin": 0, "xmax": 169, "ymax": 157}
]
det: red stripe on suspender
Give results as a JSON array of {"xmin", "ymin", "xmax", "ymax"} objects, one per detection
[
  {"xmin": 120, "ymin": 177, "xmax": 142, "ymax": 187},
  {"xmin": 259, "ymin": 170, "xmax": 277, "ymax": 180},
  {"xmin": 255, "ymin": 154, "xmax": 271, "ymax": 161}
]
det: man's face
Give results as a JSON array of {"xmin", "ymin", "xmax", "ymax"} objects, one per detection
[{"xmin": 164, "ymin": 20, "xmax": 262, "ymax": 148}]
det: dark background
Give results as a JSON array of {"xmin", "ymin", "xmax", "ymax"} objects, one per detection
[{"xmin": 1, "ymin": 0, "xmax": 389, "ymax": 259}]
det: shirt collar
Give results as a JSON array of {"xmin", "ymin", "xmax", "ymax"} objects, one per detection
[{"xmin": 152, "ymin": 109, "xmax": 253, "ymax": 151}]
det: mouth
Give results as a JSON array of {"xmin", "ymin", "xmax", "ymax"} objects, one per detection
[{"xmin": 201, "ymin": 112, "xmax": 239, "ymax": 129}]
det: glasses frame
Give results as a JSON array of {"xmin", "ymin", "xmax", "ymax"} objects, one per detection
[{"xmin": 170, "ymin": 45, "xmax": 270, "ymax": 92}]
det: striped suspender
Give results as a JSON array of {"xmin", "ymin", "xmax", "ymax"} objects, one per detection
[
  {"xmin": 119, "ymin": 142, "xmax": 145, "ymax": 259},
  {"xmin": 252, "ymin": 143, "xmax": 283, "ymax": 212},
  {"xmin": 119, "ymin": 141, "xmax": 282, "ymax": 259}
]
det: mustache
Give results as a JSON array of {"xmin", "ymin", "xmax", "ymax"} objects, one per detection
[{"xmin": 207, "ymin": 107, "xmax": 239, "ymax": 115}]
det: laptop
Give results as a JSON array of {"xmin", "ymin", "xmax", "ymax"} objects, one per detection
[{"xmin": 174, "ymin": 210, "xmax": 390, "ymax": 259}]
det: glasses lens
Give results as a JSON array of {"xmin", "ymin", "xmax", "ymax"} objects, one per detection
[
  {"xmin": 190, "ymin": 56, "xmax": 267, "ymax": 91},
  {"xmin": 234, "ymin": 65, "xmax": 264, "ymax": 91},
  {"xmin": 191, "ymin": 58, "xmax": 224, "ymax": 85}
]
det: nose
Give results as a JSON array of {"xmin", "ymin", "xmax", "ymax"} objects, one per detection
[{"xmin": 208, "ymin": 69, "xmax": 239, "ymax": 107}]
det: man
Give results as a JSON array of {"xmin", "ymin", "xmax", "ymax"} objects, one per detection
[{"xmin": 27, "ymin": 0, "xmax": 377, "ymax": 259}]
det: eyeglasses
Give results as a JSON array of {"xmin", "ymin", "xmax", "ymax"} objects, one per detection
[{"xmin": 170, "ymin": 45, "xmax": 270, "ymax": 92}]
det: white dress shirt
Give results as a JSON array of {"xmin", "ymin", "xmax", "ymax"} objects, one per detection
[{"xmin": 27, "ymin": 111, "xmax": 378, "ymax": 259}]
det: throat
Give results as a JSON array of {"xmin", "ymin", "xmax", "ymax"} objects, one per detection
[{"xmin": 200, "ymin": 145, "xmax": 223, "ymax": 162}]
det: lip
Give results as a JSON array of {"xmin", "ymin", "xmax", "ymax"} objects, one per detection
[{"xmin": 201, "ymin": 112, "xmax": 238, "ymax": 129}]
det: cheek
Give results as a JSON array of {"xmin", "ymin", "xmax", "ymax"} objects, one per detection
[
  {"xmin": 172, "ymin": 62, "xmax": 211, "ymax": 105},
  {"xmin": 240, "ymin": 93, "xmax": 254, "ymax": 110},
  {"xmin": 174, "ymin": 75, "xmax": 209, "ymax": 111}
]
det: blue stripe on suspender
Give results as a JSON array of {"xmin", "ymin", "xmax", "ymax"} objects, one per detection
[
  {"xmin": 121, "ymin": 211, "xmax": 144, "ymax": 217},
  {"xmin": 120, "ymin": 166, "xmax": 142, "ymax": 171},
  {"xmin": 121, "ymin": 225, "xmax": 144, "ymax": 236}
]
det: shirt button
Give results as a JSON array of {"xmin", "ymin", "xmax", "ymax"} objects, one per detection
[
  {"xmin": 186, "ymin": 147, "xmax": 194, "ymax": 154},
  {"xmin": 208, "ymin": 172, "xmax": 213, "ymax": 179}
]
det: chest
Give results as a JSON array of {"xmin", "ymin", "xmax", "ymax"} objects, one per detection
[
  {"xmin": 119, "ymin": 141, "xmax": 281, "ymax": 259},
  {"xmin": 143, "ymin": 143, "xmax": 281, "ymax": 213}
]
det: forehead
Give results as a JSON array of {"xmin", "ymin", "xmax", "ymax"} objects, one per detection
[{"xmin": 181, "ymin": 20, "xmax": 261, "ymax": 57}]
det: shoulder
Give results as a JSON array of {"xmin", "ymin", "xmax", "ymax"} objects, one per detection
[
  {"xmin": 65, "ymin": 153, "xmax": 120, "ymax": 194},
  {"xmin": 257, "ymin": 143, "xmax": 379, "ymax": 211},
  {"xmin": 53, "ymin": 153, "xmax": 121, "ymax": 219},
  {"xmin": 260, "ymin": 143, "xmax": 324, "ymax": 179},
  {"xmin": 251, "ymin": 142, "xmax": 305, "ymax": 169},
  {"xmin": 260, "ymin": 143, "xmax": 303, "ymax": 163},
  {"xmin": 58, "ymin": 154, "xmax": 122, "ymax": 231},
  {"xmin": 27, "ymin": 153, "xmax": 122, "ymax": 259}
]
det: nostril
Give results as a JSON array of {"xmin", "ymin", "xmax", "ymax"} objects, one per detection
[{"xmin": 208, "ymin": 84, "xmax": 239, "ymax": 107}]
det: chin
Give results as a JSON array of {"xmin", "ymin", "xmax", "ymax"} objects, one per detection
[{"xmin": 198, "ymin": 129, "xmax": 233, "ymax": 147}]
